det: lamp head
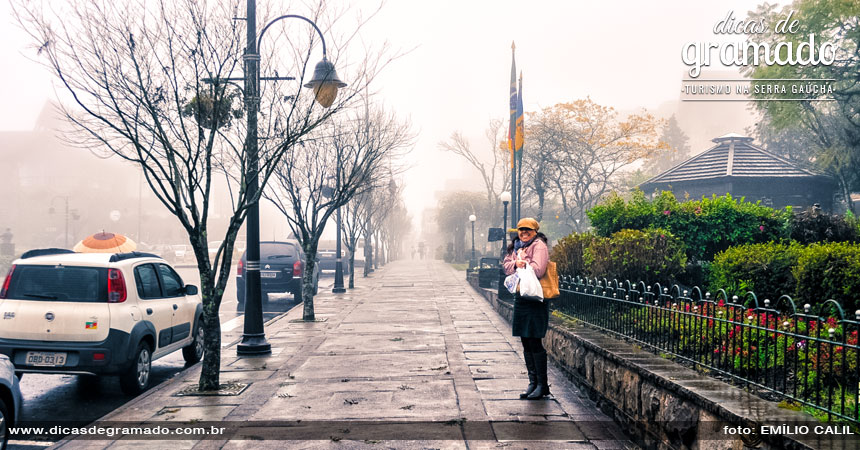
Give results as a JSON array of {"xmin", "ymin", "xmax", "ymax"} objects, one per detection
[
  {"xmin": 469, "ymin": 214, "xmax": 476, "ymax": 222},
  {"xmin": 303, "ymin": 57, "xmax": 347, "ymax": 108},
  {"xmin": 500, "ymin": 191, "xmax": 511, "ymax": 203}
]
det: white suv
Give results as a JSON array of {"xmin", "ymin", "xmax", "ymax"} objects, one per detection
[{"xmin": 0, "ymin": 249, "xmax": 204, "ymax": 395}]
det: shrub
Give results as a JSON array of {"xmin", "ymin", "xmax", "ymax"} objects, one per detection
[
  {"xmin": 550, "ymin": 233, "xmax": 596, "ymax": 277},
  {"xmin": 583, "ymin": 228, "xmax": 687, "ymax": 286},
  {"xmin": 790, "ymin": 207, "xmax": 860, "ymax": 244},
  {"xmin": 793, "ymin": 242, "xmax": 860, "ymax": 314},
  {"xmin": 587, "ymin": 190, "xmax": 654, "ymax": 237},
  {"xmin": 587, "ymin": 190, "xmax": 791, "ymax": 262},
  {"xmin": 709, "ymin": 242, "xmax": 803, "ymax": 302}
]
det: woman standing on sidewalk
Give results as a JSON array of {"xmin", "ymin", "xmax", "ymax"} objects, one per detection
[{"xmin": 502, "ymin": 218, "xmax": 550, "ymax": 400}]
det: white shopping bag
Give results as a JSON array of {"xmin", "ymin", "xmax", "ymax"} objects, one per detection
[
  {"xmin": 516, "ymin": 264, "xmax": 544, "ymax": 301},
  {"xmin": 503, "ymin": 272, "xmax": 520, "ymax": 294}
]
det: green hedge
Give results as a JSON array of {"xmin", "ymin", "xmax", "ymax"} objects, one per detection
[
  {"xmin": 552, "ymin": 229, "xmax": 686, "ymax": 286},
  {"xmin": 708, "ymin": 242, "xmax": 802, "ymax": 302},
  {"xmin": 550, "ymin": 233, "xmax": 596, "ymax": 277},
  {"xmin": 709, "ymin": 241, "xmax": 860, "ymax": 313},
  {"xmin": 790, "ymin": 208, "xmax": 860, "ymax": 244},
  {"xmin": 584, "ymin": 229, "xmax": 687, "ymax": 286},
  {"xmin": 587, "ymin": 191, "xmax": 791, "ymax": 262},
  {"xmin": 794, "ymin": 242, "xmax": 860, "ymax": 314}
]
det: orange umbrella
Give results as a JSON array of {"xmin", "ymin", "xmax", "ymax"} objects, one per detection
[{"xmin": 74, "ymin": 232, "xmax": 137, "ymax": 253}]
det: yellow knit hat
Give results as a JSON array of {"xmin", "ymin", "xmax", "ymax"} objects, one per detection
[{"xmin": 516, "ymin": 218, "xmax": 540, "ymax": 231}]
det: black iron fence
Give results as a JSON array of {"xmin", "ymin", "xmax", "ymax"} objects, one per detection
[{"xmin": 554, "ymin": 275, "xmax": 860, "ymax": 425}]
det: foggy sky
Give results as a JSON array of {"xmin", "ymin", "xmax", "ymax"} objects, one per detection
[{"xmin": 0, "ymin": 0, "xmax": 787, "ymax": 236}]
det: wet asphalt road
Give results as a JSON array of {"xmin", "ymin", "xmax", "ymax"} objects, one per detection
[{"xmin": 8, "ymin": 267, "xmax": 331, "ymax": 449}]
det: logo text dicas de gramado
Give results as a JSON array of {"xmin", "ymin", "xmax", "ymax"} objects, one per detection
[{"xmin": 682, "ymin": 10, "xmax": 837, "ymax": 78}]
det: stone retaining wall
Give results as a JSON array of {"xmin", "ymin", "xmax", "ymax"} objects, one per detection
[{"xmin": 467, "ymin": 278, "xmax": 851, "ymax": 450}]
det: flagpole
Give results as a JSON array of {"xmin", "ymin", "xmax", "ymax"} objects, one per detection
[
  {"xmin": 517, "ymin": 71, "xmax": 523, "ymax": 222},
  {"xmin": 509, "ymin": 42, "xmax": 518, "ymax": 230}
]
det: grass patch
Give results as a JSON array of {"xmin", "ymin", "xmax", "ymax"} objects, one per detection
[{"xmin": 449, "ymin": 263, "xmax": 469, "ymax": 271}]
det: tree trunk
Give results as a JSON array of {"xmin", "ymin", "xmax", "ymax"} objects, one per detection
[
  {"xmin": 301, "ymin": 255, "xmax": 316, "ymax": 321},
  {"xmin": 348, "ymin": 256, "xmax": 355, "ymax": 288},
  {"xmin": 364, "ymin": 231, "xmax": 373, "ymax": 276},
  {"xmin": 199, "ymin": 295, "xmax": 222, "ymax": 390},
  {"xmin": 194, "ymin": 251, "xmax": 221, "ymax": 391},
  {"xmin": 537, "ymin": 189, "xmax": 545, "ymax": 222}
]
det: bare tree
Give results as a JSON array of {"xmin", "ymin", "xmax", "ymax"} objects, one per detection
[
  {"xmin": 521, "ymin": 112, "xmax": 564, "ymax": 222},
  {"xmin": 14, "ymin": 0, "xmax": 390, "ymax": 390},
  {"xmin": 339, "ymin": 191, "xmax": 367, "ymax": 288},
  {"xmin": 381, "ymin": 201, "xmax": 412, "ymax": 261},
  {"xmin": 531, "ymin": 99, "xmax": 665, "ymax": 230},
  {"xmin": 266, "ymin": 104, "xmax": 412, "ymax": 320},
  {"xmin": 438, "ymin": 119, "xmax": 511, "ymax": 224}
]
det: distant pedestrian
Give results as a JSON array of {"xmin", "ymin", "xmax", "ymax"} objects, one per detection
[{"xmin": 502, "ymin": 218, "xmax": 551, "ymax": 400}]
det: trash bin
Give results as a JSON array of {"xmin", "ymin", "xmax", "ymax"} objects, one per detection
[{"xmin": 477, "ymin": 257, "xmax": 500, "ymax": 289}]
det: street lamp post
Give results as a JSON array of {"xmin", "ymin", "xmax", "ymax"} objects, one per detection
[
  {"xmin": 500, "ymin": 191, "xmax": 511, "ymax": 255},
  {"xmin": 238, "ymin": 0, "xmax": 346, "ymax": 356},
  {"xmin": 332, "ymin": 149, "xmax": 346, "ymax": 294},
  {"xmin": 469, "ymin": 214, "xmax": 476, "ymax": 268}
]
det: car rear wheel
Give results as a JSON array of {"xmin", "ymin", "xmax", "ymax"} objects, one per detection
[
  {"xmin": 120, "ymin": 342, "xmax": 152, "ymax": 395},
  {"xmin": 182, "ymin": 320, "xmax": 204, "ymax": 364},
  {"xmin": 0, "ymin": 396, "xmax": 9, "ymax": 450}
]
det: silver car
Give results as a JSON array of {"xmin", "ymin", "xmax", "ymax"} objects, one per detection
[{"xmin": 0, "ymin": 353, "xmax": 23, "ymax": 450}]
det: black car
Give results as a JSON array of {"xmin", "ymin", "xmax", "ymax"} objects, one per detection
[
  {"xmin": 236, "ymin": 241, "xmax": 319, "ymax": 305},
  {"xmin": 317, "ymin": 248, "xmax": 349, "ymax": 275}
]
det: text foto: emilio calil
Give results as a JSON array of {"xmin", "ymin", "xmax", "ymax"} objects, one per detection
[{"xmin": 723, "ymin": 425, "xmax": 855, "ymax": 436}]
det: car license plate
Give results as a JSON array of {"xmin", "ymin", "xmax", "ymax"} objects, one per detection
[
  {"xmin": 260, "ymin": 271, "xmax": 278, "ymax": 278},
  {"xmin": 26, "ymin": 351, "xmax": 67, "ymax": 367}
]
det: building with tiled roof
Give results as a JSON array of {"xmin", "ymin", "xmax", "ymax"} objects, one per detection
[{"xmin": 639, "ymin": 133, "xmax": 838, "ymax": 211}]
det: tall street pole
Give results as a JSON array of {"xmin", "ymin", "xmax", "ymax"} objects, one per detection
[
  {"xmin": 333, "ymin": 149, "xmax": 345, "ymax": 293},
  {"xmin": 509, "ymin": 42, "xmax": 518, "ymax": 230},
  {"xmin": 237, "ymin": 0, "xmax": 271, "ymax": 356}
]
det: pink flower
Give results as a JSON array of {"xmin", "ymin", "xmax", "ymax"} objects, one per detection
[
  {"xmin": 663, "ymin": 210, "xmax": 671, "ymax": 215},
  {"xmin": 759, "ymin": 225, "xmax": 764, "ymax": 231}
]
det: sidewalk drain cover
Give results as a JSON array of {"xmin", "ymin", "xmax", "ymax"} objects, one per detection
[
  {"xmin": 288, "ymin": 318, "xmax": 328, "ymax": 323},
  {"xmin": 382, "ymin": 283, "xmax": 414, "ymax": 287},
  {"xmin": 174, "ymin": 382, "xmax": 249, "ymax": 397}
]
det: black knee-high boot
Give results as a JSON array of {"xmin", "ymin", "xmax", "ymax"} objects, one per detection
[
  {"xmin": 526, "ymin": 348, "xmax": 551, "ymax": 399},
  {"xmin": 519, "ymin": 349, "xmax": 537, "ymax": 399}
]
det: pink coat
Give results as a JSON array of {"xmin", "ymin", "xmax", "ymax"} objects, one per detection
[{"xmin": 503, "ymin": 238, "xmax": 549, "ymax": 278}]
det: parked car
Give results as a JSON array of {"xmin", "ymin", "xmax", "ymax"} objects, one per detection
[
  {"xmin": 0, "ymin": 249, "xmax": 204, "ymax": 395},
  {"xmin": 317, "ymin": 244, "xmax": 349, "ymax": 275},
  {"xmin": 0, "ymin": 353, "xmax": 22, "ymax": 450},
  {"xmin": 236, "ymin": 241, "xmax": 319, "ymax": 305}
]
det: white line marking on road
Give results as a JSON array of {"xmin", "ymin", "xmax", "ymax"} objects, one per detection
[{"xmin": 221, "ymin": 315, "xmax": 244, "ymax": 332}]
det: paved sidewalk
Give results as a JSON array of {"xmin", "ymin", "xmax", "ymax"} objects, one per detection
[{"xmin": 55, "ymin": 260, "xmax": 635, "ymax": 449}]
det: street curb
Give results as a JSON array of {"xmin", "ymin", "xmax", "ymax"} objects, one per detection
[{"xmin": 51, "ymin": 302, "xmax": 302, "ymax": 448}]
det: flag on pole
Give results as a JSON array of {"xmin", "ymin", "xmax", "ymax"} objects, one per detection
[
  {"xmin": 515, "ymin": 71, "xmax": 524, "ymax": 161},
  {"xmin": 508, "ymin": 42, "xmax": 517, "ymax": 170}
]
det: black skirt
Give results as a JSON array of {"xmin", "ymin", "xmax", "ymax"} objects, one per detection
[{"xmin": 511, "ymin": 295, "xmax": 549, "ymax": 338}]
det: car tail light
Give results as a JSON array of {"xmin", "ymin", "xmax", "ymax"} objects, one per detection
[
  {"xmin": 0, "ymin": 264, "xmax": 15, "ymax": 299},
  {"xmin": 292, "ymin": 260, "xmax": 303, "ymax": 277},
  {"xmin": 93, "ymin": 353, "xmax": 106, "ymax": 361},
  {"xmin": 107, "ymin": 268, "xmax": 127, "ymax": 303},
  {"xmin": 237, "ymin": 258, "xmax": 244, "ymax": 276}
]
